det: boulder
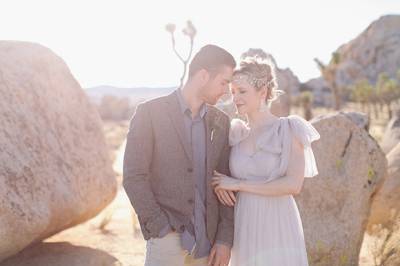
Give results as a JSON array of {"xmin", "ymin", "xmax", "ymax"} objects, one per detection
[
  {"xmin": 360, "ymin": 141, "xmax": 400, "ymax": 266},
  {"xmin": 0, "ymin": 41, "xmax": 117, "ymax": 262},
  {"xmin": 295, "ymin": 112, "xmax": 387, "ymax": 265}
]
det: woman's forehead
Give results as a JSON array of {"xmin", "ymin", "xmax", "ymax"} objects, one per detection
[{"xmin": 231, "ymin": 80, "xmax": 252, "ymax": 90}]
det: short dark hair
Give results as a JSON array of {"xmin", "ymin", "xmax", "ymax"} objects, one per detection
[{"xmin": 188, "ymin": 44, "xmax": 236, "ymax": 77}]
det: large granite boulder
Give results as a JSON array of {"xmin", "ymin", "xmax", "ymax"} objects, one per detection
[
  {"xmin": 295, "ymin": 112, "xmax": 387, "ymax": 266},
  {"xmin": 368, "ymin": 142, "xmax": 400, "ymax": 228},
  {"xmin": 360, "ymin": 141, "xmax": 400, "ymax": 266},
  {"xmin": 0, "ymin": 41, "xmax": 117, "ymax": 262}
]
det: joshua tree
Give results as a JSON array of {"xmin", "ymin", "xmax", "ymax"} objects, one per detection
[
  {"xmin": 165, "ymin": 20, "xmax": 197, "ymax": 88},
  {"xmin": 350, "ymin": 79, "xmax": 374, "ymax": 117},
  {"xmin": 299, "ymin": 91, "xmax": 314, "ymax": 121},
  {"xmin": 314, "ymin": 52, "xmax": 342, "ymax": 110},
  {"xmin": 376, "ymin": 73, "xmax": 400, "ymax": 119}
]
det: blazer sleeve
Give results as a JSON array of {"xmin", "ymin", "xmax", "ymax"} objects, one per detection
[{"xmin": 215, "ymin": 116, "xmax": 235, "ymax": 247}]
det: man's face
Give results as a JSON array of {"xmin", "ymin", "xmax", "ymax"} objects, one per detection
[{"xmin": 201, "ymin": 65, "xmax": 234, "ymax": 105}]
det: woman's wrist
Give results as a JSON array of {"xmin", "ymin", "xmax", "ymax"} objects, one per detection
[{"xmin": 237, "ymin": 179, "xmax": 244, "ymax": 191}]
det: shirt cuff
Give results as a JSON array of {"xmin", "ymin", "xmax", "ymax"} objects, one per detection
[
  {"xmin": 158, "ymin": 224, "xmax": 172, "ymax": 238},
  {"xmin": 215, "ymin": 240, "xmax": 232, "ymax": 248}
]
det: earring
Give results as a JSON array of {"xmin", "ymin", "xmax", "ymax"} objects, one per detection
[{"xmin": 259, "ymin": 98, "xmax": 268, "ymax": 113}]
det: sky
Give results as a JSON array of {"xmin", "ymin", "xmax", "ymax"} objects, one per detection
[{"xmin": 0, "ymin": 0, "xmax": 399, "ymax": 88}]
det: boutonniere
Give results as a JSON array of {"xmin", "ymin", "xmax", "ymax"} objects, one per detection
[{"xmin": 208, "ymin": 112, "xmax": 224, "ymax": 143}]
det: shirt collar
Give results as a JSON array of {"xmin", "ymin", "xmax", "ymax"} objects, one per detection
[{"xmin": 176, "ymin": 89, "xmax": 208, "ymax": 118}]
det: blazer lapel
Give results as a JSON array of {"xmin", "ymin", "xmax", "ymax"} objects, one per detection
[
  {"xmin": 165, "ymin": 92, "xmax": 193, "ymax": 162},
  {"xmin": 206, "ymin": 107, "xmax": 219, "ymax": 175}
]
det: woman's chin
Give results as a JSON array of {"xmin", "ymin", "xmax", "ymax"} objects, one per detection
[{"xmin": 236, "ymin": 108, "xmax": 247, "ymax": 116}]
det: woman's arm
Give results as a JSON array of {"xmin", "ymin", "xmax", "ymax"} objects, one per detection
[{"xmin": 213, "ymin": 136, "xmax": 306, "ymax": 197}]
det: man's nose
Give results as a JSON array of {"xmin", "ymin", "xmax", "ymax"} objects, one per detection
[{"xmin": 232, "ymin": 94, "xmax": 239, "ymax": 103}]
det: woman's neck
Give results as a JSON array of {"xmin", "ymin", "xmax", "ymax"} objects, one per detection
[{"xmin": 247, "ymin": 108, "xmax": 277, "ymax": 129}]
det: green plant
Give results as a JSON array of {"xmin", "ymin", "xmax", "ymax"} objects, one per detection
[
  {"xmin": 376, "ymin": 73, "xmax": 400, "ymax": 119},
  {"xmin": 314, "ymin": 52, "xmax": 342, "ymax": 110}
]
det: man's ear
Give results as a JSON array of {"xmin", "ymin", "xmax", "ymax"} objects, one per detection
[{"xmin": 198, "ymin": 69, "xmax": 210, "ymax": 85}]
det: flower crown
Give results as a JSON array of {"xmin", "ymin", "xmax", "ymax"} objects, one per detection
[{"xmin": 232, "ymin": 73, "xmax": 274, "ymax": 89}]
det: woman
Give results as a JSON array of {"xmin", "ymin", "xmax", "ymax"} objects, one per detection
[{"xmin": 212, "ymin": 55, "xmax": 320, "ymax": 266}]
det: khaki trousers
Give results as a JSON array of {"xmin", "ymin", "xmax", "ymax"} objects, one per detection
[{"xmin": 144, "ymin": 232, "xmax": 208, "ymax": 266}]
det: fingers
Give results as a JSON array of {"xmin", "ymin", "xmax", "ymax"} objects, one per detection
[
  {"xmin": 215, "ymin": 190, "xmax": 227, "ymax": 206},
  {"xmin": 227, "ymin": 190, "xmax": 236, "ymax": 204},
  {"xmin": 211, "ymin": 179, "xmax": 220, "ymax": 188},
  {"xmin": 220, "ymin": 190, "xmax": 235, "ymax": 206},
  {"xmin": 207, "ymin": 246, "xmax": 216, "ymax": 266},
  {"xmin": 216, "ymin": 190, "xmax": 232, "ymax": 206},
  {"xmin": 213, "ymin": 170, "xmax": 223, "ymax": 176},
  {"xmin": 213, "ymin": 252, "xmax": 222, "ymax": 266}
]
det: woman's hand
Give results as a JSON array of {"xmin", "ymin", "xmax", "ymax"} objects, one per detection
[
  {"xmin": 215, "ymin": 188, "xmax": 236, "ymax": 206},
  {"xmin": 212, "ymin": 170, "xmax": 241, "ymax": 192},
  {"xmin": 212, "ymin": 171, "xmax": 240, "ymax": 206}
]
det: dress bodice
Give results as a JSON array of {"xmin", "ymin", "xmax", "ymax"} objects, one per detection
[{"xmin": 229, "ymin": 115, "xmax": 320, "ymax": 182}]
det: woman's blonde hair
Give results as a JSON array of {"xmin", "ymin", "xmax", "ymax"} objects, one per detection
[{"xmin": 233, "ymin": 49, "xmax": 285, "ymax": 105}]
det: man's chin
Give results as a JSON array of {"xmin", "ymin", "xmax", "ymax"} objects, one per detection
[{"xmin": 206, "ymin": 98, "xmax": 219, "ymax": 105}]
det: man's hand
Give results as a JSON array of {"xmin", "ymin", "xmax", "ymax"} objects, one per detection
[{"xmin": 207, "ymin": 243, "xmax": 231, "ymax": 266}]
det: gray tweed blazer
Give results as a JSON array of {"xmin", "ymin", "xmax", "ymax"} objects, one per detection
[{"xmin": 123, "ymin": 91, "xmax": 234, "ymax": 246}]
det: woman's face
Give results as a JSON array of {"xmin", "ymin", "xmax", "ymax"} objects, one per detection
[{"xmin": 231, "ymin": 79, "xmax": 266, "ymax": 115}]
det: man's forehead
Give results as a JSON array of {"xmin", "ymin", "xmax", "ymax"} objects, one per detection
[{"xmin": 221, "ymin": 67, "xmax": 234, "ymax": 81}]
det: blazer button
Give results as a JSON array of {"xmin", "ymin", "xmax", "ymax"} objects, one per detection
[
  {"xmin": 180, "ymin": 225, "xmax": 185, "ymax": 232},
  {"xmin": 187, "ymin": 168, "xmax": 193, "ymax": 173},
  {"xmin": 188, "ymin": 198, "xmax": 194, "ymax": 204}
]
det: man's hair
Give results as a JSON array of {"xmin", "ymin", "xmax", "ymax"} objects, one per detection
[{"xmin": 188, "ymin": 44, "xmax": 236, "ymax": 78}]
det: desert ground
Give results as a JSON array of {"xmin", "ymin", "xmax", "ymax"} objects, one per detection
[{"xmin": 0, "ymin": 103, "xmax": 394, "ymax": 266}]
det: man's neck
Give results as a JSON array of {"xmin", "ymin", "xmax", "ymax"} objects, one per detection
[{"xmin": 180, "ymin": 83, "xmax": 205, "ymax": 118}]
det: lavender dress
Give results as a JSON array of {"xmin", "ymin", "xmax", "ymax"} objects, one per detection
[{"xmin": 229, "ymin": 115, "xmax": 320, "ymax": 266}]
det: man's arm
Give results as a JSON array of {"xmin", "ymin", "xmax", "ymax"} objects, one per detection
[
  {"xmin": 123, "ymin": 103, "xmax": 169, "ymax": 237},
  {"xmin": 214, "ymin": 124, "xmax": 234, "ymax": 247},
  {"xmin": 208, "ymin": 126, "xmax": 234, "ymax": 266}
]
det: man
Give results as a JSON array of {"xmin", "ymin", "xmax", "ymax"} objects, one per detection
[{"xmin": 123, "ymin": 44, "xmax": 236, "ymax": 266}]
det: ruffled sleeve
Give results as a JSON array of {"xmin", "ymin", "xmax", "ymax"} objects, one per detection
[
  {"xmin": 287, "ymin": 115, "xmax": 320, "ymax": 178},
  {"xmin": 229, "ymin": 118, "xmax": 250, "ymax": 146}
]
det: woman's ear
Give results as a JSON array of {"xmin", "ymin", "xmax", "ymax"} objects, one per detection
[{"xmin": 260, "ymin": 87, "xmax": 268, "ymax": 101}]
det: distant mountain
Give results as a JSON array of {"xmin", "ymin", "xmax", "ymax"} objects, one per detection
[
  {"xmin": 302, "ymin": 14, "xmax": 400, "ymax": 108},
  {"xmin": 327, "ymin": 14, "xmax": 400, "ymax": 87},
  {"xmin": 84, "ymin": 85, "xmax": 176, "ymax": 103}
]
